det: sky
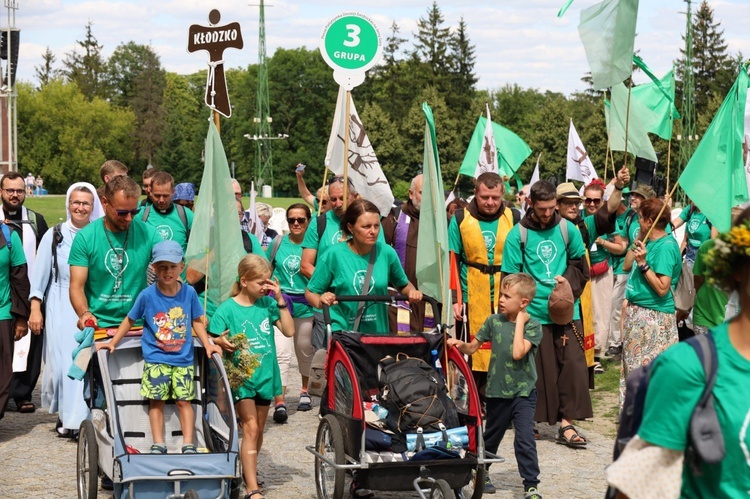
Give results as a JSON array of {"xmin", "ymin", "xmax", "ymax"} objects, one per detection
[{"xmin": 9, "ymin": 0, "xmax": 750, "ymax": 96}]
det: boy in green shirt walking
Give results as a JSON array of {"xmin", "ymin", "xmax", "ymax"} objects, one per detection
[{"xmin": 448, "ymin": 273, "xmax": 543, "ymax": 498}]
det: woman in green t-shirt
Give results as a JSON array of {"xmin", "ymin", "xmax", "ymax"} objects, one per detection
[
  {"xmin": 607, "ymin": 206, "xmax": 750, "ymax": 498},
  {"xmin": 672, "ymin": 201, "xmax": 717, "ymax": 265},
  {"xmin": 306, "ymin": 199, "xmax": 422, "ymax": 334},
  {"xmin": 621, "ymin": 198, "xmax": 681, "ymax": 407}
]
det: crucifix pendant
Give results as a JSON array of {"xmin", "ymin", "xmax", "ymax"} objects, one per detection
[
  {"xmin": 561, "ymin": 334, "xmax": 569, "ymax": 347},
  {"xmin": 113, "ymin": 277, "xmax": 122, "ymax": 293}
]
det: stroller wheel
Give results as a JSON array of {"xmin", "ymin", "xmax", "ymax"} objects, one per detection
[
  {"xmin": 430, "ymin": 479, "xmax": 456, "ymax": 499},
  {"xmin": 456, "ymin": 466, "xmax": 485, "ymax": 499},
  {"xmin": 184, "ymin": 491, "xmax": 200, "ymax": 499},
  {"xmin": 76, "ymin": 420, "xmax": 99, "ymax": 499},
  {"xmin": 315, "ymin": 414, "xmax": 345, "ymax": 499}
]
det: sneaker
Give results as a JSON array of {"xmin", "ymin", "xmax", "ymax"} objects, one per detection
[
  {"xmin": 483, "ymin": 476, "xmax": 497, "ymax": 494},
  {"xmin": 525, "ymin": 486, "xmax": 543, "ymax": 499},
  {"xmin": 298, "ymin": 392, "xmax": 312, "ymax": 412},
  {"xmin": 593, "ymin": 362, "xmax": 605, "ymax": 375},
  {"xmin": 273, "ymin": 404, "xmax": 288, "ymax": 424},
  {"xmin": 101, "ymin": 475, "xmax": 114, "ymax": 491},
  {"xmin": 349, "ymin": 480, "xmax": 374, "ymax": 498},
  {"xmin": 605, "ymin": 346, "xmax": 622, "ymax": 358}
]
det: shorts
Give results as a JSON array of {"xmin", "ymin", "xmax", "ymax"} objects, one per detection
[
  {"xmin": 236, "ymin": 394, "xmax": 272, "ymax": 407},
  {"xmin": 140, "ymin": 362, "xmax": 195, "ymax": 401}
]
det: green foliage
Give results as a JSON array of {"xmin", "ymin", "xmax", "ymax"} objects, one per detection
[{"xmin": 62, "ymin": 21, "xmax": 108, "ymax": 100}]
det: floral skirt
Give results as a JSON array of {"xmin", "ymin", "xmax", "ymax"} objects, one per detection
[{"xmin": 619, "ymin": 304, "xmax": 678, "ymax": 407}]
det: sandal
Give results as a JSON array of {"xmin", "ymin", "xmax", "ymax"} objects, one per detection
[
  {"xmin": 150, "ymin": 443, "xmax": 168, "ymax": 454},
  {"xmin": 533, "ymin": 426, "xmax": 540, "ymax": 440},
  {"xmin": 555, "ymin": 425, "xmax": 587, "ymax": 448},
  {"xmin": 273, "ymin": 404, "xmax": 288, "ymax": 424},
  {"xmin": 182, "ymin": 444, "xmax": 197, "ymax": 454},
  {"xmin": 16, "ymin": 400, "xmax": 35, "ymax": 413},
  {"xmin": 245, "ymin": 490, "xmax": 263, "ymax": 499}
]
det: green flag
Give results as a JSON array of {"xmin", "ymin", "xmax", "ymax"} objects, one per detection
[
  {"xmin": 606, "ymin": 82, "xmax": 658, "ymax": 162},
  {"xmin": 631, "ymin": 68, "xmax": 680, "ymax": 140},
  {"xmin": 679, "ymin": 68, "xmax": 749, "ymax": 232},
  {"xmin": 459, "ymin": 116, "xmax": 531, "ymax": 178},
  {"xmin": 185, "ymin": 121, "xmax": 247, "ymax": 316},
  {"xmin": 578, "ymin": 0, "xmax": 639, "ymax": 90},
  {"xmin": 418, "ymin": 103, "xmax": 453, "ymax": 328}
]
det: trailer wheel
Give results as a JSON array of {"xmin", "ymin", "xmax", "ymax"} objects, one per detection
[
  {"xmin": 456, "ymin": 465, "xmax": 485, "ymax": 499},
  {"xmin": 76, "ymin": 420, "xmax": 99, "ymax": 499},
  {"xmin": 314, "ymin": 414, "xmax": 345, "ymax": 499},
  {"xmin": 430, "ymin": 479, "xmax": 456, "ymax": 499}
]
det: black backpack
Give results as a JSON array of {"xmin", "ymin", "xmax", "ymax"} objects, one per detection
[
  {"xmin": 606, "ymin": 334, "xmax": 724, "ymax": 498},
  {"xmin": 378, "ymin": 354, "xmax": 459, "ymax": 434}
]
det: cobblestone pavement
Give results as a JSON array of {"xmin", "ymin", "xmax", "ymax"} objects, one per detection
[{"xmin": 0, "ymin": 360, "xmax": 614, "ymax": 499}]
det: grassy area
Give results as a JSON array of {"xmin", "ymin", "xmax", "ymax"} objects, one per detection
[{"xmin": 23, "ymin": 195, "xmax": 305, "ymax": 224}]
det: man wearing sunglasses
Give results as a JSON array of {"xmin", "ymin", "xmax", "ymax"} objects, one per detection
[
  {"xmin": 0, "ymin": 171, "xmax": 47, "ymax": 415},
  {"xmin": 70, "ymin": 175, "xmax": 161, "ymax": 339}
]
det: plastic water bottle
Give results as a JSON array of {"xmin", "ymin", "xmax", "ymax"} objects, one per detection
[
  {"xmin": 371, "ymin": 404, "xmax": 389, "ymax": 420},
  {"xmin": 431, "ymin": 349, "xmax": 445, "ymax": 378}
]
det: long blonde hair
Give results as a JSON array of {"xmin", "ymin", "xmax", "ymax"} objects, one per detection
[{"xmin": 231, "ymin": 254, "xmax": 272, "ymax": 297}]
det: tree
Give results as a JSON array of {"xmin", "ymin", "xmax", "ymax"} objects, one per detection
[
  {"xmin": 34, "ymin": 47, "xmax": 59, "ymax": 88},
  {"xmin": 106, "ymin": 42, "xmax": 162, "ymax": 107},
  {"xmin": 130, "ymin": 52, "xmax": 166, "ymax": 168},
  {"xmin": 448, "ymin": 17, "xmax": 478, "ymax": 97},
  {"xmin": 62, "ymin": 22, "xmax": 108, "ymax": 100},
  {"xmin": 413, "ymin": 2, "xmax": 452, "ymax": 80}
]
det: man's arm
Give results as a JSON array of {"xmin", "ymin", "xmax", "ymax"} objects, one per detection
[
  {"xmin": 605, "ymin": 166, "xmax": 630, "ymax": 215},
  {"xmin": 70, "ymin": 265, "xmax": 96, "ymax": 329},
  {"xmin": 296, "ymin": 169, "xmax": 315, "ymax": 207},
  {"xmin": 301, "ymin": 248, "xmax": 317, "ymax": 279}
]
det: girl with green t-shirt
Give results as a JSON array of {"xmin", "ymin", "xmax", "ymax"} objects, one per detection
[
  {"xmin": 209, "ymin": 254, "xmax": 294, "ymax": 499},
  {"xmin": 621, "ymin": 198, "xmax": 681, "ymax": 407}
]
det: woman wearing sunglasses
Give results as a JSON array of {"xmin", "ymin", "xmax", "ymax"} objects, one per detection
[{"xmin": 267, "ymin": 204, "xmax": 316, "ymax": 421}]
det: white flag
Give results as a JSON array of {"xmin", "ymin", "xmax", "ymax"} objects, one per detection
[
  {"xmin": 566, "ymin": 119, "xmax": 598, "ymax": 185},
  {"xmin": 530, "ymin": 153, "xmax": 542, "ymax": 187},
  {"xmin": 475, "ymin": 103, "xmax": 498, "ymax": 177},
  {"xmin": 246, "ymin": 181, "xmax": 265, "ymax": 242},
  {"xmin": 325, "ymin": 86, "xmax": 394, "ymax": 216},
  {"xmin": 744, "ymin": 133, "xmax": 750, "ymax": 195}
]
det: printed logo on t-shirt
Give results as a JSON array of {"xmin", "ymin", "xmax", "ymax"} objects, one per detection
[
  {"xmin": 282, "ymin": 254, "xmax": 301, "ymax": 286},
  {"xmin": 156, "ymin": 224, "xmax": 174, "ymax": 241},
  {"xmin": 740, "ymin": 407, "xmax": 750, "ymax": 469},
  {"xmin": 353, "ymin": 270, "xmax": 376, "ymax": 295},
  {"xmin": 688, "ymin": 218, "xmax": 701, "ymax": 234},
  {"xmin": 330, "ymin": 230, "xmax": 344, "ymax": 245},
  {"xmin": 242, "ymin": 318, "xmax": 272, "ymax": 364},
  {"xmin": 482, "ymin": 230, "xmax": 496, "ymax": 251},
  {"xmin": 536, "ymin": 240, "xmax": 558, "ymax": 278},
  {"xmin": 104, "ymin": 249, "xmax": 129, "ymax": 279},
  {"xmin": 152, "ymin": 306, "xmax": 187, "ymax": 352}
]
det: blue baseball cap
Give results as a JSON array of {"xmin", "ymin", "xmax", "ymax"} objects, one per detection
[
  {"xmin": 152, "ymin": 240, "xmax": 184, "ymax": 264},
  {"xmin": 174, "ymin": 182, "xmax": 195, "ymax": 202}
]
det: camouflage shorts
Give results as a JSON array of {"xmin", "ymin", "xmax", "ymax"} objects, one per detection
[{"xmin": 140, "ymin": 362, "xmax": 195, "ymax": 401}]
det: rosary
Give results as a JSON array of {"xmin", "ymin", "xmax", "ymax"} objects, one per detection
[{"xmin": 104, "ymin": 226, "xmax": 129, "ymax": 293}]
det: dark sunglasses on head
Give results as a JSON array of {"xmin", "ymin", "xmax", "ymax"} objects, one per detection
[
  {"xmin": 327, "ymin": 175, "xmax": 345, "ymax": 185},
  {"xmin": 114, "ymin": 208, "xmax": 140, "ymax": 217},
  {"xmin": 584, "ymin": 198, "xmax": 602, "ymax": 205},
  {"xmin": 287, "ymin": 217, "xmax": 308, "ymax": 225}
]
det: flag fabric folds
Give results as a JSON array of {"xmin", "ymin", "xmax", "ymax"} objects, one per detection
[
  {"xmin": 679, "ymin": 68, "xmax": 749, "ymax": 233},
  {"xmin": 459, "ymin": 116, "xmax": 532, "ymax": 178},
  {"xmin": 417, "ymin": 103, "xmax": 453, "ymax": 328},
  {"xmin": 578, "ymin": 0, "xmax": 639, "ymax": 90},
  {"xmin": 566, "ymin": 120, "xmax": 599, "ymax": 184},
  {"xmin": 530, "ymin": 153, "xmax": 542, "ymax": 187},
  {"xmin": 185, "ymin": 121, "xmax": 247, "ymax": 312},
  {"xmin": 325, "ymin": 86, "xmax": 394, "ymax": 216},
  {"xmin": 475, "ymin": 103, "xmax": 498, "ymax": 177},
  {"xmin": 606, "ymin": 83, "xmax": 658, "ymax": 162},
  {"xmin": 246, "ymin": 181, "xmax": 265, "ymax": 242},
  {"xmin": 631, "ymin": 68, "xmax": 680, "ymax": 140}
]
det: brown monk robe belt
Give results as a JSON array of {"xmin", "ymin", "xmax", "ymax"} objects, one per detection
[{"xmin": 560, "ymin": 322, "xmax": 585, "ymax": 351}]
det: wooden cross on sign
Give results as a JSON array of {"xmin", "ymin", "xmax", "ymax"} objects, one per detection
[{"xmin": 187, "ymin": 9, "xmax": 243, "ymax": 118}]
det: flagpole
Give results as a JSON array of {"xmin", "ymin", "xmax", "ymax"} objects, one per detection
[
  {"xmin": 622, "ymin": 83, "xmax": 633, "ymax": 170},
  {"xmin": 666, "ymin": 136, "xmax": 673, "ymax": 194},
  {"xmin": 603, "ymin": 137, "xmax": 611, "ymax": 183},
  {"xmin": 317, "ymin": 168, "xmax": 329, "ymax": 217},
  {"xmin": 610, "ymin": 144, "xmax": 617, "ymax": 180},
  {"xmin": 342, "ymin": 90, "xmax": 351, "ymax": 210},
  {"xmin": 640, "ymin": 180, "xmax": 680, "ymax": 242}
]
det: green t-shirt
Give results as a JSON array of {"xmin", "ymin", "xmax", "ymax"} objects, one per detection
[
  {"xmin": 307, "ymin": 241, "xmax": 408, "ymax": 333},
  {"xmin": 267, "ymin": 235, "xmax": 313, "ymax": 318},
  {"xmin": 583, "ymin": 213, "xmax": 609, "ymax": 264},
  {"xmin": 639, "ymin": 322, "xmax": 750, "ymax": 498},
  {"xmin": 610, "ymin": 209, "xmax": 633, "ymax": 275},
  {"xmin": 302, "ymin": 210, "xmax": 385, "ymax": 261},
  {"xmin": 624, "ymin": 235, "xmax": 681, "ymax": 313},
  {"xmin": 208, "ymin": 296, "xmax": 282, "ymax": 401},
  {"xmin": 692, "ymin": 239, "xmax": 729, "ymax": 328},
  {"xmin": 69, "ymin": 218, "xmax": 160, "ymax": 328},
  {"xmin": 139, "ymin": 204, "xmax": 194, "ymax": 251},
  {"xmin": 474, "ymin": 313, "xmax": 542, "ymax": 398},
  {"xmin": 501, "ymin": 220, "xmax": 586, "ymax": 325},
  {"xmin": 0, "ymin": 230, "xmax": 26, "ymax": 320},
  {"xmin": 448, "ymin": 215, "xmax": 501, "ymax": 303},
  {"xmin": 679, "ymin": 206, "xmax": 712, "ymax": 250}
]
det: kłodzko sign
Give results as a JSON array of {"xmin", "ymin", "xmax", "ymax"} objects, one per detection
[
  {"xmin": 320, "ymin": 12, "xmax": 382, "ymax": 90},
  {"xmin": 188, "ymin": 9, "xmax": 243, "ymax": 117}
]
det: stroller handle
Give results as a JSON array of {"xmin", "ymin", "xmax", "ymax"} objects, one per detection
[{"xmin": 321, "ymin": 294, "xmax": 440, "ymax": 328}]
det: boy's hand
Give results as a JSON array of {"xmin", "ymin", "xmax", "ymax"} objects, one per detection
[
  {"xmin": 517, "ymin": 309, "xmax": 530, "ymax": 325},
  {"xmin": 446, "ymin": 337, "xmax": 461, "ymax": 348},
  {"xmin": 212, "ymin": 331, "xmax": 236, "ymax": 353},
  {"xmin": 96, "ymin": 341, "xmax": 115, "ymax": 353},
  {"xmin": 205, "ymin": 342, "xmax": 223, "ymax": 358}
]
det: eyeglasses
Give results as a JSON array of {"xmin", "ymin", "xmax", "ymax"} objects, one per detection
[
  {"xmin": 319, "ymin": 199, "xmax": 329, "ymax": 206},
  {"xmin": 234, "ymin": 192, "xmax": 242, "ymax": 198},
  {"xmin": 113, "ymin": 208, "xmax": 139, "ymax": 217},
  {"xmin": 70, "ymin": 201, "xmax": 92, "ymax": 208},
  {"xmin": 3, "ymin": 188, "xmax": 24, "ymax": 195},
  {"xmin": 584, "ymin": 198, "xmax": 602, "ymax": 205},
  {"xmin": 327, "ymin": 176, "xmax": 345, "ymax": 185},
  {"xmin": 287, "ymin": 217, "xmax": 308, "ymax": 225}
]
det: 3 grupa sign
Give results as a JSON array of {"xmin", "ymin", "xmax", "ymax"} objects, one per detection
[{"xmin": 320, "ymin": 12, "xmax": 382, "ymax": 90}]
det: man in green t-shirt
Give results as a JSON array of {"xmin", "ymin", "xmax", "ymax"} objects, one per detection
[
  {"xmin": 140, "ymin": 172, "xmax": 193, "ymax": 252},
  {"xmin": 70, "ymin": 175, "xmax": 160, "ymax": 337},
  {"xmin": 501, "ymin": 180, "xmax": 591, "ymax": 447}
]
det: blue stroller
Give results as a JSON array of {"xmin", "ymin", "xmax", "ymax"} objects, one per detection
[{"xmin": 76, "ymin": 337, "xmax": 241, "ymax": 499}]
